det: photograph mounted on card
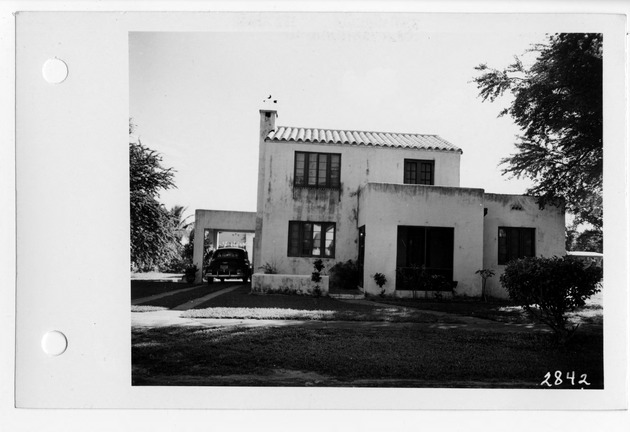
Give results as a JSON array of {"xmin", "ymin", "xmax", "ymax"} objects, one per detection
[{"xmin": 14, "ymin": 11, "xmax": 627, "ymax": 409}]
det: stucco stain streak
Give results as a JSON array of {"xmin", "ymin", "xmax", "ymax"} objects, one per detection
[{"xmin": 266, "ymin": 155, "xmax": 273, "ymax": 204}]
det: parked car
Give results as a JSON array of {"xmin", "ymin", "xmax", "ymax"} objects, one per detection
[{"xmin": 204, "ymin": 247, "xmax": 252, "ymax": 283}]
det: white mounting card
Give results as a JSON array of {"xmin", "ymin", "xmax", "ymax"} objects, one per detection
[{"xmin": 14, "ymin": 11, "xmax": 627, "ymax": 410}]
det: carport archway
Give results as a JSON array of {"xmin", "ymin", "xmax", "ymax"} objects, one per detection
[{"xmin": 193, "ymin": 210, "xmax": 257, "ymax": 283}]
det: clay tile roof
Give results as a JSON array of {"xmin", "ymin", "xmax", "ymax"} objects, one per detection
[{"xmin": 266, "ymin": 126, "xmax": 462, "ymax": 153}]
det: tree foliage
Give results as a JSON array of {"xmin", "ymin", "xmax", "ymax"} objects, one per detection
[
  {"xmin": 473, "ymin": 33, "xmax": 603, "ymax": 230},
  {"xmin": 129, "ymin": 134, "xmax": 179, "ymax": 271},
  {"xmin": 500, "ymin": 256, "xmax": 602, "ymax": 344},
  {"xmin": 566, "ymin": 225, "xmax": 603, "ymax": 253}
]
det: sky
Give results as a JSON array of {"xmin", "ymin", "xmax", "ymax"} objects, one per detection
[{"xmin": 130, "ymin": 31, "xmax": 546, "ymax": 222}]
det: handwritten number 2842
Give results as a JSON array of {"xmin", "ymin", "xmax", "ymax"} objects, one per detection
[{"xmin": 541, "ymin": 371, "xmax": 590, "ymax": 387}]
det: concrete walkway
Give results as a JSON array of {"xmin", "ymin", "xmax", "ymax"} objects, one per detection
[
  {"xmin": 172, "ymin": 285, "xmax": 242, "ymax": 311},
  {"xmin": 131, "ymin": 287, "xmax": 553, "ymax": 333},
  {"xmin": 131, "ymin": 284, "xmax": 205, "ymax": 305},
  {"xmin": 131, "ymin": 309, "xmax": 551, "ymax": 333}
]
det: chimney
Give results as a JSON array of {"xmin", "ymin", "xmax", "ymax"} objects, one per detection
[
  {"xmin": 255, "ymin": 108, "xmax": 277, "ymax": 273},
  {"xmin": 259, "ymin": 109, "xmax": 277, "ymax": 143}
]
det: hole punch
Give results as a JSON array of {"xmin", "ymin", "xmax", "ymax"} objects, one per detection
[
  {"xmin": 41, "ymin": 331, "xmax": 68, "ymax": 356},
  {"xmin": 42, "ymin": 58, "xmax": 68, "ymax": 84}
]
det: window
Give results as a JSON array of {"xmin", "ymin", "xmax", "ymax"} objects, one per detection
[
  {"xmin": 294, "ymin": 152, "xmax": 341, "ymax": 188},
  {"xmin": 396, "ymin": 226, "xmax": 454, "ymax": 290},
  {"xmin": 288, "ymin": 221, "xmax": 336, "ymax": 258},
  {"xmin": 498, "ymin": 227, "xmax": 535, "ymax": 265},
  {"xmin": 404, "ymin": 159, "xmax": 434, "ymax": 185}
]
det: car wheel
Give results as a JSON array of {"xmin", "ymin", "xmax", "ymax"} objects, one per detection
[
  {"xmin": 242, "ymin": 277, "xmax": 248, "ymax": 283},
  {"xmin": 207, "ymin": 277, "xmax": 214, "ymax": 284},
  {"xmin": 220, "ymin": 278, "xmax": 225, "ymax": 283}
]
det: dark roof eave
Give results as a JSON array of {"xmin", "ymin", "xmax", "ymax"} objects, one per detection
[{"xmin": 264, "ymin": 137, "xmax": 463, "ymax": 154}]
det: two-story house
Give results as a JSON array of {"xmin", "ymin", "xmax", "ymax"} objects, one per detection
[{"xmin": 251, "ymin": 108, "xmax": 564, "ymax": 298}]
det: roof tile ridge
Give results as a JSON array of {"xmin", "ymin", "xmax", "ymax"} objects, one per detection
[{"xmin": 274, "ymin": 125, "xmax": 441, "ymax": 137}]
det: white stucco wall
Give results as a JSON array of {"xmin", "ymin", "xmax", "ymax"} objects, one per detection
[
  {"xmin": 358, "ymin": 183, "xmax": 485, "ymax": 296},
  {"xmin": 482, "ymin": 194, "xmax": 565, "ymax": 299},
  {"xmin": 251, "ymin": 274, "xmax": 329, "ymax": 296},
  {"xmin": 255, "ymin": 136, "xmax": 462, "ymax": 278}
]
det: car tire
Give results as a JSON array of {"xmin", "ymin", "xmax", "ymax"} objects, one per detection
[
  {"xmin": 207, "ymin": 278, "xmax": 214, "ymax": 284},
  {"xmin": 242, "ymin": 277, "xmax": 248, "ymax": 283},
  {"xmin": 220, "ymin": 278, "xmax": 225, "ymax": 283}
]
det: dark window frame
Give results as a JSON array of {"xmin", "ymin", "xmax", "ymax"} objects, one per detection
[
  {"xmin": 288, "ymin": 221, "xmax": 336, "ymax": 258},
  {"xmin": 403, "ymin": 159, "xmax": 435, "ymax": 185},
  {"xmin": 498, "ymin": 227, "xmax": 536, "ymax": 265},
  {"xmin": 294, "ymin": 151, "xmax": 341, "ymax": 189}
]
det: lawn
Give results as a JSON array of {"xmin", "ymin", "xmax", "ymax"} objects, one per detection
[
  {"xmin": 132, "ymin": 324, "xmax": 604, "ymax": 388},
  {"xmin": 136, "ymin": 284, "xmax": 231, "ymax": 308},
  {"xmin": 184, "ymin": 285, "xmax": 468, "ymax": 322},
  {"xmin": 191, "ymin": 285, "xmax": 385, "ymax": 312},
  {"xmin": 182, "ymin": 305, "xmax": 465, "ymax": 323},
  {"xmin": 376, "ymin": 295, "xmax": 604, "ymax": 327},
  {"xmin": 375, "ymin": 297, "xmax": 530, "ymax": 323},
  {"xmin": 131, "ymin": 280, "xmax": 199, "ymax": 300}
]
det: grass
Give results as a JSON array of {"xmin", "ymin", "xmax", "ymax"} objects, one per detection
[
  {"xmin": 131, "ymin": 271, "xmax": 183, "ymax": 280},
  {"xmin": 375, "ymin": 297, "xmax": 531, "ymax": 323},
  {"xmin": 132, "ymin": 324, "xmax": 603, "ymax": 388},
  {"xmin": 375, "ymin": 296, "xmax": 604, "ymax": 327},
  {"xmin": 191, "ymin": 285, "xmax": 377, "ymax": 312},
  {"xmin": 132, "ymin": 305, "xmax": 168, "ymax": 313},
  {"xmin": 182, "ymin": 306, "xmax": 464, "ymax": 323},
  {"xmin": 131, "ymin": 280, "xmax": 199, "ymax": 300},
  {"xmin": 137, "ymin": 284, "xmax": 230, "ymax": 308}
]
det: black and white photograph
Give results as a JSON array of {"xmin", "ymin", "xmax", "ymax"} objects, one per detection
[
  {"xmin": 129, "ymin": 25, "xmax": 604, "ymax": 388},
  {"xmin": 7, "ymin": 5, "xmax": 629, "ymax": 430}
]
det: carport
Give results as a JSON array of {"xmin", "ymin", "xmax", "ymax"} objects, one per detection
[{"xmin": 192, "ymin": 210, "xmax": 257, "ymax": 283}]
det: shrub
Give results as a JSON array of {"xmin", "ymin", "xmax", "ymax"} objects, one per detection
[
  {"xmin": 311, "ymin": 271, "xmax": 322, "ymax": 283},
  {"xmin": 311, "ymin": 260, "xmax": 324, "ymax": 297},
  {"xmin": 259, "ymin": 262, "xmax": 279, "ymax": 274},
  {"xmin": 312, "ymin": 285, "xmax": 323, "ymax": 298},
  {"xmin": 373, "ymin": 273, "xmax": 387, "ymax": 297},
  {"xmin": 475, "ymin": 268, "xmax": 496, "ymax": 302},
  {"xmin": 329, "ymin": 260, "xmax": 361, "ymax": 290},
  {"xmin": 396, "ymin": 266, "xmax": 454, "ymax": 292},
  {"xmin": 183, "ymin": 264, "xmax": 198, "ymax": 283},
  {"xmin": 313, "ymin": 259, "xmax": 325, "ymax": 273},
  {"xmin": 500, "ymin": 256, "xmax": 602, "ymax": 344}
]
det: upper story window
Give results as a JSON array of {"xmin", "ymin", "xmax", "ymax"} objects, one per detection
[
  {"xmin": 498, "ymin": 227, "xmax": 535, "ymax": 265},
  {"xmin": 404, "ymin": 159, "xmax": 434, "ymax": 185},
  {"xmin": 288, "ymin": 221, "xmax": 336, "ymax": 258},
  {"xmin": 294, "ymin": 152, "xmax": 341, "ymax": 188}
]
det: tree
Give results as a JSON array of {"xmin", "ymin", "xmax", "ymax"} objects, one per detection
[
  {"xmin": 473, "ymin": 33, "xmax": 603, "ymax": 231},
  {"xmin": 170, "ymin": 205, "xmax": 194, "ymax": 241},
  {"xmin": 162, "ymin": 205, "xmax": 195, "ymax": 272},
  {"xmin": 566, "ymin": 224, "xmax": 603, "ymax": 253},
  {"xmin": 129, "ymin": 129, "xmax": 179, "ymax": 271}
]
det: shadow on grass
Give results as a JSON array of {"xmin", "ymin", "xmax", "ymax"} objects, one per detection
[{"xmin": 132, "ymin": 324, "xmax": 603, "ymax": 388}]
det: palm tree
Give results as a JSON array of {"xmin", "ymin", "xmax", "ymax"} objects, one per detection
[{"xmin": 169, "ymin": 205, "xmax": 194, "ymax": 243}]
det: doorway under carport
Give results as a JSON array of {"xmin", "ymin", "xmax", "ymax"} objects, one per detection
[{"xmin": 192, "ymin": 210, "xmax": 256, "ymax": 283}]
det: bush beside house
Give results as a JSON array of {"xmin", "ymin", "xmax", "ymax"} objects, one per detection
[{"xmin": 500, "ymin": 256, "xmax": 602, "ymax": 344}]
